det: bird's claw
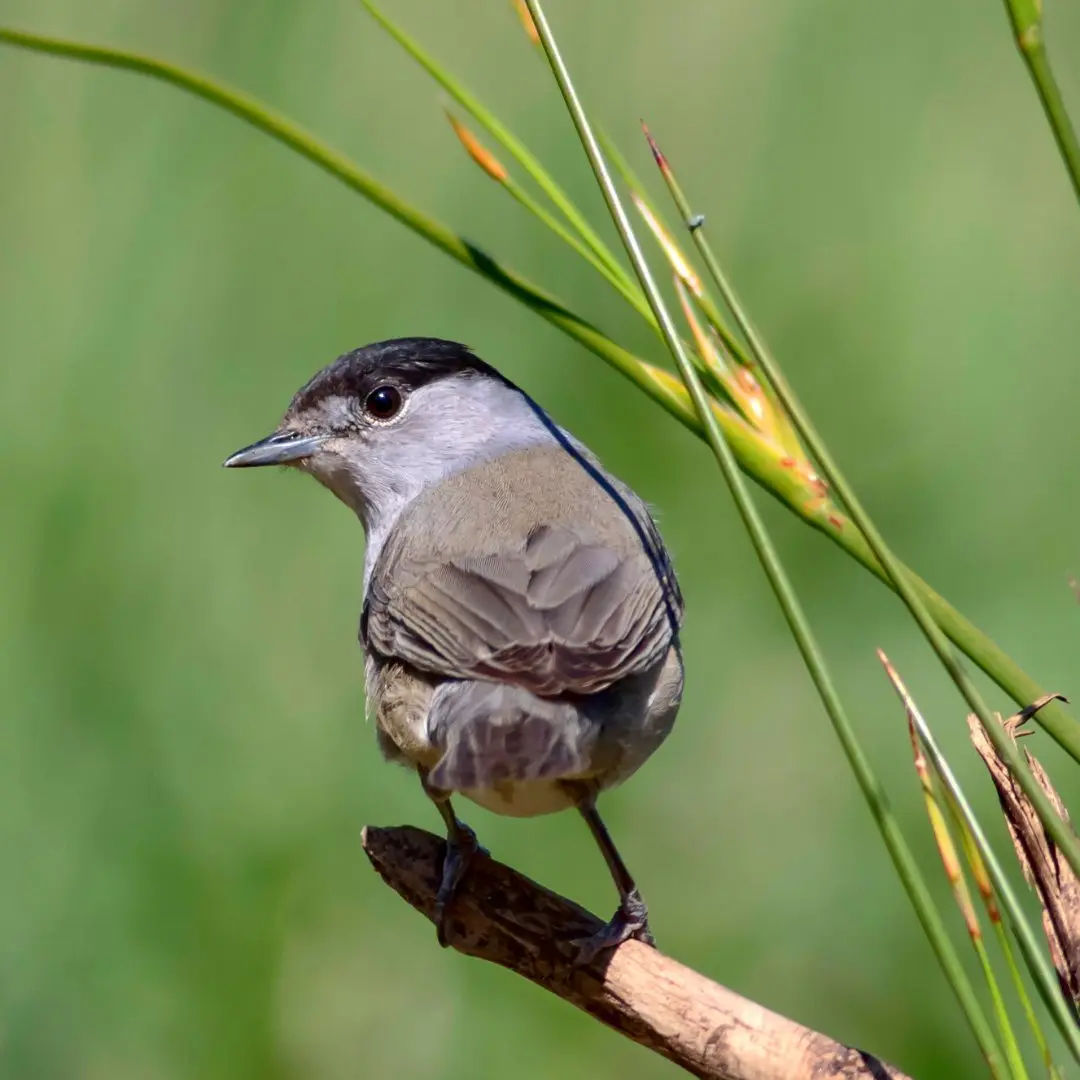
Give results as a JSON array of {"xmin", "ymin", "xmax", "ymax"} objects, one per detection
[
  {"xmin": 434, "ymin": 823, "xmax": 485, "ymax": 947},
  {"xmin": 573, "ymin": 887, "xmax": 655, "ymax": 966}
]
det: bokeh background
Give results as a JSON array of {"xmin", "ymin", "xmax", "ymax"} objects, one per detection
[{"xmin": 2, "ymin": 1, "xmax": 1080, "ymax": 1077}]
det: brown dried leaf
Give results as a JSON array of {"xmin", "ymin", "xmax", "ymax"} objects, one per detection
[{"xmin": 969, "ymin": 695, "xmax": 1080, "ymax": 1008}]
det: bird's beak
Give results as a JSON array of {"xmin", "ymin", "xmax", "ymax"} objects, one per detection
[{"xmin": 223, "ymin": 431, "xmax": 327, "ymax": 468}]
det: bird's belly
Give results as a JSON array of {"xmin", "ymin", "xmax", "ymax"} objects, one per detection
[{"xmin": 459, "ymin": 777, "xmax": 579, "ymax": 818}]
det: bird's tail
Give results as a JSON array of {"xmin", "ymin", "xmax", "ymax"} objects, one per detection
[{"xmin": 427, "ymin": 681, "xmax": 595, "ymax": 793}]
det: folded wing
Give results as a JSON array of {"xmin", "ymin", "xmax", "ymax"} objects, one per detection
[{"xmin": 364, "ymin": 521, "xmax": 680, "ymax": 697}]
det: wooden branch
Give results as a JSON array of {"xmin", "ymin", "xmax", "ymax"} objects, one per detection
[{"xmin": 362, "ymin": 824, "xmax": 912, "ymax": 1080}]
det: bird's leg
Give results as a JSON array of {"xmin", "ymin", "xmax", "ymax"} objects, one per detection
[
  {"xmin": 566, "ymin": 782, "xmax": 655, "ymax": 965},
  {"xmin": 418, "ymin": 767, "xmax": 483, "ymax": 947}
]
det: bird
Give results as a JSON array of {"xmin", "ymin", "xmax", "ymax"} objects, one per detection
[{"xmin": 224, "ymin": 337, "xmax": 684, "ymax": 961}]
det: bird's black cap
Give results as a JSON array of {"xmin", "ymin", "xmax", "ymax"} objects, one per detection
[{"xmin": 287, "ymin": 337, "xmax": 511, "ymax": 416}]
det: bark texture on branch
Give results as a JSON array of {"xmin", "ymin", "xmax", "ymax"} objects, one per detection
[{"xmin": 362, "ymin": 824, "xmax": 911, "ymax": 1080}]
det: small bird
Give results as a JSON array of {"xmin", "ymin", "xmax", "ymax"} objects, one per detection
[{"xmin": 225, "ymin": 338, "xmax": 683, "ymax": 960}]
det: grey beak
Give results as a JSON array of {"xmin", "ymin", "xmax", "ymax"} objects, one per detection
[{"xmin": 223, "ymin": 431, "xmax": 326, "ymax": 468}]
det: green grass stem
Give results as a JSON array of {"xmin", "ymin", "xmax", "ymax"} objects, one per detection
[
  {"xmin": 1, "ymin": 21, "xmax": 1075, "ymax": 850},
  {"xmin": 644, "ymin": 130, "xmax": 1080, "ymax": 871},
  {"xmin": 881, "ymin": 655, "xmax": 1080, "ymax": 1064},
  {"xmin": 523, "ymin": 0, "xmax": 1010, "ymax": 1068},
  {"xmin": 493, "ymin": 156, "xmax": 659, "ymax": 327},
  {"xmin": 598, "ymin": 130, "xmax": 755, "ymax": 370},
  {"xmin": 359, "ymin": 0, "xmax": 634, "ymax": 289},
  {"xmin": 998, "ymin": 0, "xmax": 1080, "ymax": 206}
]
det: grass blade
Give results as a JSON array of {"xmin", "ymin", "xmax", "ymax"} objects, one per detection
[
  {"xmin": 998, "ymin": 0, "xmax": 1080, "ymax": 206},
  {"xmin": 2, "ymin": 25, "xmax": 1076, "ymax": 836},
  {"xmin": 358, "ymin": 0, "xmax": 633, "ymax": 289},
  {"xmin": 444, "ymin": 112, "xmax": 657, "ymax": 327},
  {"xmin": 511, "ymin": 0, "xmax": 541, "ymax": 46},
  {"xmin": 0, "ymin": 30, "xmax": 721, "ymax": 469},
  {"xmin": 600, "ymin": 129, "xmax": 758, "ymax": 374},
  {"xmin": 897, "ymin": 663, "xmax": 1027, "ymax": 1079},
  {"xmin": 631, "ymin": 173, "xmax": 806, "ymax": 465},
  {"xmin": 880, "ymin": 655, "xmax": 1080, "ymax": 1065},
  {"xmin": 959, "ymin": 801, "xmax": 1065, "ymax": 1080},
  {"xmin": 673, "ymin": 276, "xmax": 794, "ymax": 458},
  {"xmin": 644, "ymin": 125, "xmax": 1080, "ymax": 835},
  {"xmin": 522, "ymin": 0, "xmax": 1011, "ymax": 1067}
]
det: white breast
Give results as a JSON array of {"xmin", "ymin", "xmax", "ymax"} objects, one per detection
[{"xmin": 460, "ymin": 779, "xmax": 578, "ymax": 818}]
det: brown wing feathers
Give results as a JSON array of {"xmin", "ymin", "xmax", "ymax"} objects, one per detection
[{"xmin": 365, "ymin": 524, "xmax": 672, "ymax": 698}]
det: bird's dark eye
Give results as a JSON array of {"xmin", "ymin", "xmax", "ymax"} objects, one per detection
[{"xmin": 364, "ymin": 385, "xmax": 403, "ymax": 420}]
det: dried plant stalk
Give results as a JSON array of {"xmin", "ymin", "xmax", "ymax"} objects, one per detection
[{"xmin": 969, "ymin": 695, "xmax": 1080, "ymax": 1011}]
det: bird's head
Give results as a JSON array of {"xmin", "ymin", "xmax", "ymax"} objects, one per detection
[{"xmin": 223, "ymin": 337, "xmax": 553, "ymax": 531}]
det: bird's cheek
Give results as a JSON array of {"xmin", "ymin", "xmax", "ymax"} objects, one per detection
[{"xmin": 303, "ymin": 450, "xmax": 370, "ymax": 516}]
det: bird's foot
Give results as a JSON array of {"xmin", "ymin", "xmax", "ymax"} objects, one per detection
[
  {"xmin": 434, "ymin": 823, "xmax": 485, "ymax": 947},
  {"xmin": 573, "ymin": 887, "xmax": 655, "ymax": 966}
]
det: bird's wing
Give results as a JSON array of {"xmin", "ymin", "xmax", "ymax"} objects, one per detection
[{"xmin": 363, "ymin": 520, "xmax": 681, "ymax": 697}]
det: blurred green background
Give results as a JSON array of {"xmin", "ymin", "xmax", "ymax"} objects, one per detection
[{"xmin": 2, "ymin": 1, "xmax": 1080, "ymax": 1077}]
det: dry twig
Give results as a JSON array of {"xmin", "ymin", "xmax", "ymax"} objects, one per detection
[{"xmin": 362, "ymin": 824, "xmax": 912, "ymax": 1080}]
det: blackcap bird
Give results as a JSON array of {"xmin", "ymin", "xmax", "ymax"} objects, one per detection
[{"xmin": 225, "ymin": 337, "xmax": 683, "ymax": 961}]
